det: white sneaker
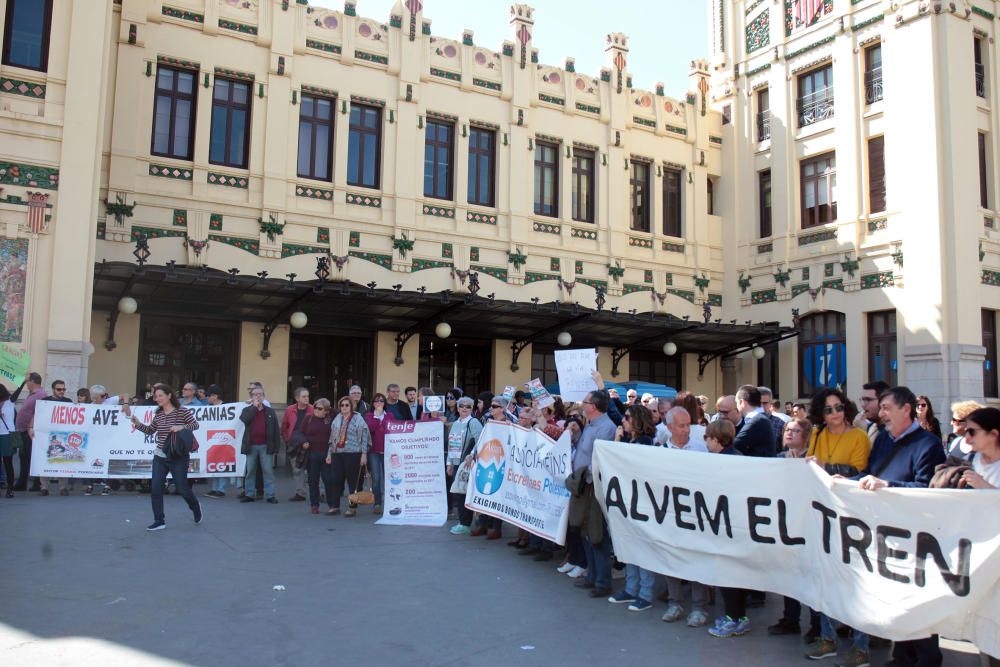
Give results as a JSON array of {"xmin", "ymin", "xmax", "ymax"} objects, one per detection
[
  {"xmin": 556, "ymin": 562, "xmax": 575, "ymax": 574},
  {"xmin": 566, "ymin": 566, "xmax": 587, "ymax": 578}
]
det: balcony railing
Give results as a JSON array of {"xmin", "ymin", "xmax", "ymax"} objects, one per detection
[
  {"xmin": 976, "ymin": 64, "xmax": 986, "ymax": 98},
  {"xmin": 797, "ymin": 88, "xmax": 835, "ymax": 128},
  {"xmin": 757, "ymin": 112, "xmax": 771, "ymax": 142},
  {"xmin": 864, "ymin": 68, "xmax": 883, "ymax": 105}
]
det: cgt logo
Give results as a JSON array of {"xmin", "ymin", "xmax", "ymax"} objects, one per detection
[{"xmin": 206, "ymin": 444, "xmax": 237, "ymax": 474}]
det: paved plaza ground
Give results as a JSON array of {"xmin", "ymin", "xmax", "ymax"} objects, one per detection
[{"xmin": 0, "ymin": 475, "xmax": 983, "ymax": 667}]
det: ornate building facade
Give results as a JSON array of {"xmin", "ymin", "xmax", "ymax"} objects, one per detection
[
  {"xmin": 712, "ymin": 0, "xmax": 1000, "ymax": 411},
  {"xmin": 2, "ymin": 0, "xmax": 740, "ymax": 403}
]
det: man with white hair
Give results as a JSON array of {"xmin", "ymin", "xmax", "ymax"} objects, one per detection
[
  {"xmin": 625, "ymin": 389, "xmax": 638, "ymax": 406},
  {"xmin": 656, "ymin": 407, "xmax": 708, "ymax": 452}
]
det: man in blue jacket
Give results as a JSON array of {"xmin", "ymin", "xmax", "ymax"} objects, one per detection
[
  {"xmin": 733, "ymin": 385, "xmax": 776, "ymax": 458},
  {"xmin": 855, "ymin": 386, "xmax": 946, "ymax": 666}
]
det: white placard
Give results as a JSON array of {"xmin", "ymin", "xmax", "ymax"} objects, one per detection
[
  {"xmin": 377, "ymin": 420, "xmax": 448, "ymax": 527},
  {"xmin": 422, "ymin": 395, "xmax": 444, "ymax": 413},
  {"xmin": 553, "ymin": 348, "xmax": 598, "ymax": 401}
]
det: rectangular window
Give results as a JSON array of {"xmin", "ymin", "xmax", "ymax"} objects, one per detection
[
  {"xmin": 533, "ymin": 141, "xmax": 558, "ymax": 217},
  {"xmin": 347, "ymin": 104, "xmax": 382, "ymax": 189},
  {"xmin": 759, "ymin": 169, "xmax": 772, "ymax": 238},
  {"xmin": 531, "ymin": 344, "xmax": 558, "ymax": 387},
  {"xmin": 467, "ymin": 126, "xmax": 495, "ymax": 207},
  {"xmin": 629, "ymin": 349, "xmax": 681, "ymax": 389},
  {"xmin": 757, "ymin": 88, "xmax": 770, "ymax": 142},
  {"xmin": 662, "ymin": 167, "xmax": 683, "ymax": 237},
  {"xmin": 801, "ymin": 152, "xmax": 837, "ymax": 228},
  {"xmin": 151, "ymin": 66, "xmax": 198, "ymax": 161},
  {"xmin": 864, "ymin": 43, "xmax": 883, "ymax": 104},
  {"xmin": 975, "ymin": 37, "xmax": 986, "ymax": 98},
  {"xmin": 209, "ymin": 78, "xmax": 251, "ymax": 169},
  {"xmin": 2, "ymin": 0, "xmax": 52, "ymax": 71},
  {"xmin": 984, "ymin": 310, "xmax": 998, "ymax": 398},
  {"xmin": 797, "ymin": 64, "xmax": 834, "ymax": 128},
  {"xmin": 867, "ymin": 310, "xmax": 898, "ymax": 387},
  {"xmin": 571, "ymin": 148, "xmax": 595, "ymax": 223},
  {"xmin": 423, "ymin": 119, "xmax": 454, "ymax": 200},
  {"xmin": 297, "ymin": 94, "xmax": 334, "ymax": 182},
  {"xmin": 868, "ymin": 136, "xmax": 886, "ymax": 214},
  {"xmin": 980, "ymin": 132, "xmax": 990, "ymax": 209},
  {"xmin": 707, "ymin": 177, "xmax": 716, "ymax": 215},
  {"xmin": 630, "ymin": 160, "xmax": 651, "ymax": 232}
]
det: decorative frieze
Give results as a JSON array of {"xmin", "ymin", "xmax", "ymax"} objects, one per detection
[
  {"xmin": 132, "ymin": 225, "xmax": 186, "ymax": 241},
  {"xmin": 751, "ymin": 288, "xmax": 777, "ymax": 304},
  {"xmin": 571, "ymin": 227, "xmax": 598, "ymax": 240},
  {"xmin": 707, "ymin": 293, "xmax": 723, "ymax": 306},
  {"xmin": 467, "ymin": 211, "xmax": 497, "ymax": 225},
  {"xmin": 575, "ymin": 260, "xmax": 583, "ymax": 275},
  {"xmin": 665, "ymin": 125, "xmax": 688, "ymax": 136},
  {"xmin": 296, "ymin": 184, "xmax": 334, "ymax": 200},
  {"xmin": 644, "ymin": 269, "xmax": 653, "ymax": 284},
  {"xmin": 798, "ymin": 229, "xmax": 836, "ymax": 246},
  {"xmin": 218, "ymin": 18, "xmax": 258, "ymax": 35},
  {"xmin": 214, "ymin": 67, "xmax": 254, "ymax": 82},
  {"xmin": 350, "ymin": 94, "xmax": 386, "ymax": 107},
  {"xmin": 0, "ymin": 77, "xmax": 46, "ymax": 99},
  {"xmin": 662, "ymin": 241, "xmax": 685, "ymax": 253},
  {"xmin": 632, "ymin": 116, "xmax": 656, "ymax": 129},
  {"xmin": 442, "ymin": 243, "xmax": 453, "ymax": 258},
  {"xmin": 982, "ymin": 269, "xmax": 1000, "ymax": 286},
  {"xmin": 162, "ymin": 6, "xmax": 204, "ymax": 23},
  {"xmin": 629, "ymin": 236, "xmax": 653, "ymax": 249},
  {"xmin": 209, "ymin": 214, "xmax": 223, "ymax": 231},
  {"xmin": 281, "ymin": 243, "xmax": 326, "ymax": 258},
  {"xmin": 860, "ymin": 271, "xmax": 894, "ymax": 289},
  {"xmin": 867, "ymin": 218, "xmax": 887, "ymax": 233},
  {"xmin": 346, "ymin": 192, "xmax": 382, "ymax": 207},
  {"xmin": 791, "ymin": 283, "xmax": 810, "ymax": 298},
  {"xmin": 148, "ymin": 163, "xmax": 192, "ymax": 181},
  {"xmin": 525, "ymin": 272, "xmax": 559, "ymax": 284},
  {"xmin": 822, "ymin": 277, "xmax": 844, "ymax": 291},
  {"xmin": 355, "ymin": 50, "xmax": 389, "ymax": 65},
  {"xmin": 538, "ymin": 93, "xmax": 565, "ymax": 106},
  {"xmin": 306, "ymin": 39, "xmax": 342, "ymax": 54},
  {"xmin": 349, "ymin": 250, "xmax": 391, "ymax": 269},
  {"xmin": 576, "ymin": 103, "xmax": 600, "ymax": 114},
  {"xmin": 207, "ymin": 172, "xmax": 249, "ymax": 189},
  {"xmin": 423, "ymin": 203, "xmax": 455, "ymax": 218},
  {"xmin": 471, "ymin": 264, "xmax": 508, "ymax": 282},
  {"xmin": 412, "ymin": 258, "xmax": 453, "ymax": 271},
  {"xmin": 745, "ymin": 9, "xmax": 770, "ymax": 54},
  {"xmin": 473, "ymin": 78, "xmax": 502, "ymax": 91},
  {"xmin": 172, "ymin": 209, "xmax": 187, "ymax": 227},
  {"xmin": 430, "ymin": 68, "xmax": 461, "ymax": 82},
  {"xmin": 667, "ymin": 288, "xmax": 695, "ymax": 303},
  {"xmin": 578, "ymin": 277, "xmax": 608, "ymax": 291},
  {"xmin": 757, "ymin": 242, "xmax": 773, "ymax": 254},
  {"xmin": 349, "ymin": 231, "xmax": 361, "ymax": 247},
  {"xmin": 0, "ymin": 161, "xmax": 59, "ymax": 190},
  {"xmin": 317, "ymin": 227, "xmax": 330, "ymax": 243},
  {"xmin": 533, "ymin": 221, "xmax": 561, "ymax": 234}
]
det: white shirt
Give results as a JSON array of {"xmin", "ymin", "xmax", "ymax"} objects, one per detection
[
  {"xmin": 0, "ymin": 400, "xmax": 14, "ymax": 435},
  {"xmin": 664, "ymin": 435, "xmax": 709, "ymax": 453},
  {"xmin": 973, "ymin": 454, "xmax": 1000, "ymax": 487},
  {"xmin": 655, "ymin": 423, "xmax": 707, "ymax": 449},
  {"xmin": 771, "ymin": 411, "xmax": 792, "ymax": 424}
]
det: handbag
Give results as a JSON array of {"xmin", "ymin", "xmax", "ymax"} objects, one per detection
[
  {"xmin": 163, "ymin": 429, "xmax": 195, "ymax": 458},
  {"xmin": 0, "ymin": 413, "xmax": 19, "ymax": 452},
  {"xmin": 449, "ymin": 428, "xmax": 478, "ymax": 495},
  {"xmin": 286, "ymin": 416, "xmax": 311, "ymax": 467},
  {"xmin": 348, "ymin": 464, "xmax": 375, "ymax": 505}
]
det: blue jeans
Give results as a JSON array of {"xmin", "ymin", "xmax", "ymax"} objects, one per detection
[
  {"xmin": 244, "ymin": 445, "xmax": 274, "ymax": 499},
  {"xmin": 368, "ymin": 452, "xmax": 384, "ymax": 505},
  {"xmin": 151, "ymin": 455, "xmax": 199, "ymax": 523},
  {"xmin": 820, "ymin": 614, "xmax": 869, "ymax": 652},
  {"xmin": 210, "ymin": 476, "xmax": 229, "ymax": 493},
  {"xmin": 583, "ymin": 523, "xmax": 612, "ymax": 589},
  {"xmin": 625, "ymin": 564, "xmax": 655, "ymax": 602}
]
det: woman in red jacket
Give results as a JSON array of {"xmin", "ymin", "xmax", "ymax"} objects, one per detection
[{"xmin": 363, "ymin": 393, "xmax": 391, "ymax": 515}]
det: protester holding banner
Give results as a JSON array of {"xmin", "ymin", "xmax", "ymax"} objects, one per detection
[
  {"xmin": 447, "ymin": 397, "xmax": 483, "ymax": 535},
  {"xmin": 123, "ymin": 383, "xmax": 202, "ymax": 531},
  {"xmin": 573, "ymin": 389, "xmax": 616, "ymax": 597},
  {"xmin": 0, "ymin": 383, "xmax": 16, "ymax": 498},
  {"xmin": 364, "ymin": 393, "xmax": 391, "ymax": 515},
  {"xmin": 303, "ymin": 398, "xmax": 334, "ymax": 514},
  {"xmin": 805, "ymin": 388, "xmax": 870, "ymax": 476},
  {"xmin": 325, "ymin": 396, "xmax": 370, "ymax": 517},
  {"xmin": 777, "ymin": 418, "xmax": 811, "ymax": 459},
  {"xmin": 607, "ymin": 403, "xmax": 659, "ymax": 612}
]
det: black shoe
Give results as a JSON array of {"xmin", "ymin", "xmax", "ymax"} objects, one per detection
[
  {"xmin": 518, "ymin": 547, "xmax": 540, "ymax": 556},
  {"xmin": 146, "ymin": 521, "xmax": 166, "ymax": 531},
  {"xmin": 240, "ymin": 496, "xmax": 255, "ymax": 503},
  {"xmin": 574, "ymin": 579, "xmax": 595, "ymax": 589},
  {"xmin": 12, "ymin": 484, "xmax": 26, "ymax": 492},
  {"xmin": 768, "ymin": 619, "xmax": 801, "ymax": 636},
  {"xmin": 266, "ymin": 497, "xmax": 279, "ymax": 504},
  {"xmin": 589, "ymin": 587, "xmax": 611, "ymax": 598},
  {"xmin": 289, "ymin": 494, "xmax": 306, "ymax": 502},
  {"xmin": 533, "ymin": 551, "xmax": 554, "ymax": 562},
  {"xmin": 193, "ymin": 501, "xmax": 203, "ymax": 524}
]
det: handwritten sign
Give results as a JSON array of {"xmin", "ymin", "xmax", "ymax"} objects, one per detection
[
  {"xmin": 0, "ymin": 343, "xmax": 30, "ymax": 384},
  {"xmin": 553, "ymin": 348, "xmax": 598, "ymax": 401}
]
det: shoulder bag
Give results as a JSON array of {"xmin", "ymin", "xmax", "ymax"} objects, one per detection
[
  {"xmin": 349, "ymin": 464, "xmax": 375, "ymax": 505},
  {"xmin": 163, "ymin": 429, "xmax": 195, "ymax": 458},
  {"xmin": 0, "ymin": 412, "xmax": 20, "ymax": 453}
]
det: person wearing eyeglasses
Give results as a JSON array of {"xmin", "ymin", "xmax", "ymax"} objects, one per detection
[
  {"xmin": 854, "ymin": 380, "xmax": 890, "ymax": 446},
  {"xmin": 443, "ymin": 388, "xmax": 463, "ymax": 423},
  {"xmin": 946, "ymin": 400, "xmax": 984, "ymax": 458},
  {"xmin": 959, "ymin": 407, "xmax": 1000, "ymax": 489},
  {"xmin": 804, "ymin": 388, "xmax": 870, "ymax": 477},
  {"xmin": 303, "ymin": 398, "xmax": 334, "ymax": 514},
  {"xmin": 39, "ymin": 380, "xmax": 73, "ymax": 496},
  {"xmin": 325, "ymin": 396, "xmax": 370, "ymax": 517},
  {"xmin": 841, "ymin": 387, "xmax": 946, "ymax": 667},
  {"xmin": 447, "ymin": 396, "xmax": 483, "ymax": 535},
  {"xmin": 777, "ymin": 418, "xmax": 811, "ymax": 459}
]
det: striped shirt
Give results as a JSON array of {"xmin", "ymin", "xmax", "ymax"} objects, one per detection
[{"xmin": 134, "ymin": 406, "xmax": 199, "ymax": 458}]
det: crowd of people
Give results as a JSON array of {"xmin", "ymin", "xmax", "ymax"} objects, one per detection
[{"xmin": 1, "ymin": 369, "xmax": 998, "ymax": 666}]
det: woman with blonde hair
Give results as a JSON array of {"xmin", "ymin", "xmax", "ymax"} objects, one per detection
[{"xmin": 946, "ymin": 400, "xmax": 984, "ymax": 457}]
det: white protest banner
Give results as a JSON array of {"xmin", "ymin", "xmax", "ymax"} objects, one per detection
[
  {"xmin": 31, "ymin": 402, "xmax": 246, "ymax": 478},
  {"xmin": 553, "ymin": 348, "xmax": 597, "ymax": 401},
  {"xmin": 592, "ymin": 441, "xmax": 1000, "ymax": 655},
  {"xmin": 377, "ymin": 420, "xmax": 448, "ymax": 527},
  {"xmin": 464, "ymin": 420, "xmax": 572, "ymax": 544},
  {"xmin": 527, "ymin": 378, "xmax": 554, "ymax": 409}
]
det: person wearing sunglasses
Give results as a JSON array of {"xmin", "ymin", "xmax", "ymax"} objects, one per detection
[
  {"xmin": 325, "ymin": 396, "xmax": 371, "ymax": 517},
  {"xmin": 363, "ymin": 393, "xmax": 392, "ymax": 515},
  {"xmin": 959, "ymin": 407, "xmax": 1000, "ymax": 490},
  {"xmin": 946, "ymin": 400, "xmax": 984, "ymax": 458},
  {"xmin": 303, "ymin": 399, "xmax": 334, "ymax": 514},
  {"xmin": 804, "ymin": 388, "xmax": 870, "ymax": 477},
  {"xmin": 915, "ymin": 395, "xmax": 943, "ymax": 441},
  {"xmin": 443, "ymin": 388, "xmax": 463, "ymax": 424},
  {"xmin": 447, "ymin": 396, "xmax": 483, "ymax": 535}
]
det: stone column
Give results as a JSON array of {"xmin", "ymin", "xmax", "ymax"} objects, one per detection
[{"xmin": 45, "ymin": 2, "xmax": 114, "ymax": 388}]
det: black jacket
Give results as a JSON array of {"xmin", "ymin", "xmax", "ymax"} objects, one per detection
[
  {"xmin": 239, "ymin": 404, "xmax": 281, "ymax": 455},
  {"xmin": 734, "ymin": 412, "xmax": 777, "ymax": 458},
  {"xmin": 387, "ymin": 400, "xmax": 414, "ymax": 421}
]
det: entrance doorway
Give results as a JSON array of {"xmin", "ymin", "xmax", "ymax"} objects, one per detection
[
  {"xmin": 136, "ymin": 318, "xmax": 239, "ymax": 399},
  {"xmin": 288, "ymin": 333, "xmax": 373, "ymax": 404},
  {"xmin": 418, "ymin": 337, "xmax": 491, "ymax": 398}
]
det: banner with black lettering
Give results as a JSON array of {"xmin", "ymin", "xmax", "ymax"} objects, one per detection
[
  {"xmin": 30, "ymin": 402, "xmax": 246, "ymax": 479},
  {"xmin": 592, "ymin": 441, "xmax": 1000, "ymax": 656},
  {"xmin": 464, "ymin": 420, "xmax": 572, "ymax": 544},
  {"xmin": 377, "ymin": 420, "xmax": 448, "ymax": 526}
]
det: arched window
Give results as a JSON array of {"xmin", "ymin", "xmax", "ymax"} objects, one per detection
[{"xmin": 798, "ymin": 311, "xmax": 847, "ymax": 397}]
